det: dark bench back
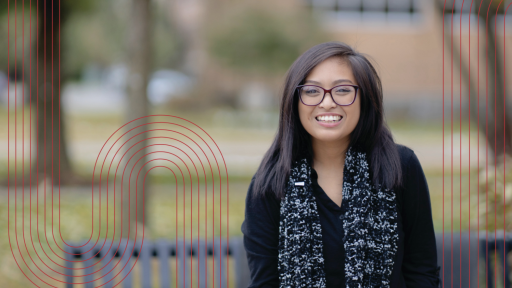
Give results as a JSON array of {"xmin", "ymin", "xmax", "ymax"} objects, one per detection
[
  {"xmin": 436, "ymin": 231, "xmax": 512, "ymax": 288},
  {"xmin": 63, "ymin": 232, "xmax": 511, "ymax": 287},
  {"xmin": 63, "ymin": 237, "xmax": 250, "ymax": 288}
]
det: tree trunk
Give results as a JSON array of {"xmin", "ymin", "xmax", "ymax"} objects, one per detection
[
  {"xmin": 120, "ymin": 0, "xmax": 151, "ymax": 240},
  {"xmin": 169, "ymin": 0, "xmax": 204, "ymax": 78},
  {"xmin": 482, "ymin": 8, "xmax": 512, "ymax": 162},
  {"xmin": 435, "ymin": 0, "xmax": 512, "ymax": 165},
  {"xmin": 25, "ymin": 0, "xmax": 74, "ymax": 187}
]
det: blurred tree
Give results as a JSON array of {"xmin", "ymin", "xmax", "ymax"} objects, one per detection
[
  {"xmin": 0, "ymin": 5, "xmax": 30, "ymax": 72},
  {"xmin": 435, "ymin": 0, "xmax": 511, "ymax": 164},
  {"xmin": 0, "ymin": 0, "xmax": 97, "ymax": 186},
  {"xmin": 121, "ymin": 0, "xmax": 152, "ymax": 240},
  {"xmin": 62, "ymin": 0, "xmax": 181, "ymax": 79},
  {"xmin": 201, "ymin": 0, "xmax": 330, "ymax": 109},
  {"xmin": 62, "ymin": 0, "xmax": 126, "ymax": 80},
  {"xmin": 206, "ymin": 1, "xmax": 329, "ymax": 77},
  {"xmin": 151, "ymin": 3, "xmax": 183, "ymax": 71},
  {"xmin": 167, "ymin": 0, "xmax": 204, "ymax": 77}
]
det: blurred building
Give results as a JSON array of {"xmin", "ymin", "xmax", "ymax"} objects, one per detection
[
  {"xmin": 164, "ymin": 0, "xmax": 512, "ymax": 119},
  {"xmin": 304, "ymin": 0, "xmax": 512, "ymax": 120}
]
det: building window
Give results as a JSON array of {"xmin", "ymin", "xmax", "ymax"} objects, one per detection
[
  {"xmin": 443, "ymin": 0, "xmax": 512, "ymax": 14},
  {"xmin": 443, "ymin": 0, "xmax": 512, "ymax": 35},
  {"xmin": 305, "ymin": 0, "xmax": 423, "ymax": 29}
]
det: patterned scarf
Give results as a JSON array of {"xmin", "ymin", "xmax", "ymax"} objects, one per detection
[{"xmin": 277, "ymin": 146, "xmax": 398, "ymax": 287}]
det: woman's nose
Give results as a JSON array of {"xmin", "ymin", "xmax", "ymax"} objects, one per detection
[{"xmin": 319, "ymin": 92, "xmax": 337, "ymax": 108}]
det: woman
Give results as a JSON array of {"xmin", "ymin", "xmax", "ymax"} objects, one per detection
[{"xmin": 241, "ymin": 42, "xmax": 441, "ymax": 287}]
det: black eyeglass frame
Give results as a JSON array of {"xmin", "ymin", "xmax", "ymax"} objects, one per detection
[{"xmin": 296, "ymin": 84, "xmax": 359, "ymax": 106}]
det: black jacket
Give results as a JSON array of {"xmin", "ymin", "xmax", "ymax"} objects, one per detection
[{"xmin": 241, "ymin": 144, "xmax": 441, "ymax": 287}]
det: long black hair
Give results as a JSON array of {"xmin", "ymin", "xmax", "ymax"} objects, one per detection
[{"xmin": 252, "ymin": 41, "xmax": 402, "ymax": 200}]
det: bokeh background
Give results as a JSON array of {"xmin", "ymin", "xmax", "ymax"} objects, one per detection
[{"xmin": 1, "ymin": 0, "xmax": 512, "ymax": 287}]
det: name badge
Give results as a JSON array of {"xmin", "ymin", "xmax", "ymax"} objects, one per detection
[{"xmin": 294, "ymin": 182, "xmax": 304, "ymax": 186}]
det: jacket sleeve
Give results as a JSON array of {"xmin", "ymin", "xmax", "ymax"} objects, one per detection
[
  {"xmin": 401, "ymin": 151, "xmax": 441, "ymax": 288},
  {"xmin": 241, "ymin": 176, "xmax": 281, "ymax": 288}
]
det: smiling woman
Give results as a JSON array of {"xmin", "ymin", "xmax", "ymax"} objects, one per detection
[{"xmin": 241, "ymin": 42, "xmax": 441, "ymax": 287}]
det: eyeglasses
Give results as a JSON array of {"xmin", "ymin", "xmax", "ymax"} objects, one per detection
[{"xmin": 296, "ymin": 84, "xmax": 359, "ymax": 106}]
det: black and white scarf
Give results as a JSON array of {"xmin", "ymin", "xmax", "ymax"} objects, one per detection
[{"xmin": 277, "ymin": 146, "xmax": 399, "ymax": 287}]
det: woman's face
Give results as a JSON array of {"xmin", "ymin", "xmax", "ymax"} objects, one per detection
[{"xmin": 298, "ymin": 57, "xmax": 361, "ymax": 146}]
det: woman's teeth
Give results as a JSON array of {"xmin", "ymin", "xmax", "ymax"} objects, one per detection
[{"xmin": 316, "ymin": 115, "xmax": 342, "ymax": 122}]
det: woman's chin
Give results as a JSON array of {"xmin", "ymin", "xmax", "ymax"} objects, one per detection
[{"xmin": 312, "ymin": 133, "xmax": 347, "ymax": 143}]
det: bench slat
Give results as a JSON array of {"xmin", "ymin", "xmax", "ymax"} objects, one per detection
[
  {"xmin": 83, "ymin": 242, "xmax": 96, "ymax": 288},
  {"xmin": 213, "ymin": 238, "xmax": 227, "ymax": 288},
  {"xmin": 176, "ymin": 239, "xmax": 190, "ymax": 288},
  {"xmin": 139, "ymin": 240, "xmax": 153, "ymax": 288},
  {"xmin": 230, "ymin": 238, "xmax": 250, "ymax": 288},
  {"xmin": 156, "ymin": 240, "xmax": 171, "ymax": 288},
  {"xmin": 119, "ymin": 239, "xmax": 134, "ymax": 288},
  {"xmin": 100, "ymin": 240, "xmax": 115, "ymax": 288},
  {"xmin": 195, "ymin": 239, "xmax": 208, "ymax": 288},
  {"xmin": 505, "ymin": 240, "xmax": 512, "ymax": 288},
  {"xmin": 64, "ymin": 243, "xmax": 76, "ymax": 288}
]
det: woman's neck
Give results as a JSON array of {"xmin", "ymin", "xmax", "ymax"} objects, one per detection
[{"xmin": 311, "ymin": 138, "xmax": 349, "ymax": 171}]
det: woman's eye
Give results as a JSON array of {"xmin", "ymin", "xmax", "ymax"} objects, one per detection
[{"xmin": 335, "ymin": 88, "xmax": 351, "ymax": 94}]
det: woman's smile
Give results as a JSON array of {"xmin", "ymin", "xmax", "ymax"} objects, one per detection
[{"xmin": 315, "ymin": 113, "xmax": 344, "ymax": 127}]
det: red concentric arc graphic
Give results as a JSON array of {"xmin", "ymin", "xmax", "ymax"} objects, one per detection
[
  {"xmin": 9, "ymin": 111, "xmax": 231, "ymax": 286},
  {"xmin": 442, "ymin": 0, "xmax": 510, "ymax": 287},
  {"xmin": 6, "ymin": 0, "xmax": 234, "ymax": 285}
]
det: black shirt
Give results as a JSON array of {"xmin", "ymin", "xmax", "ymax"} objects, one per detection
[{"xmin": 241, "ymin": 145, "xmax": 440, "ymax": 287}]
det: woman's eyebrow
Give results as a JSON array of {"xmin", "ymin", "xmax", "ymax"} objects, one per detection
[{"xmin": 304, "ymin": 79, "xmax": 354, "ymax": 85}]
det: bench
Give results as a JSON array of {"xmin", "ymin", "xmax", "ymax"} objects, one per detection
[
  {"xmin": 436, "ymin": 231, "xmax": 512, "ymax": 288},
  {"xmin": 63, "ymin": 237, "xmax": 250, "ymax": 288},
  {"xmin": 63, "ymin": 233, "xmax": 511, "ymax": 287},
  {"xmin": 479, "ymin": 232, "xmax": 512, "ymax": 288}
]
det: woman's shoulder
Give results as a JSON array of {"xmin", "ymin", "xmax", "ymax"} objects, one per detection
[
  {"xmin": 395, "ymin": 143, "xmax": 418, "ymax": 171},
  {"xmin": 394, "ymin": 143, "xmax": 427, "ymax": 192},
  {"xmin": 243, "ymin": 174, "xmax": 282, "ymax": 229}
]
